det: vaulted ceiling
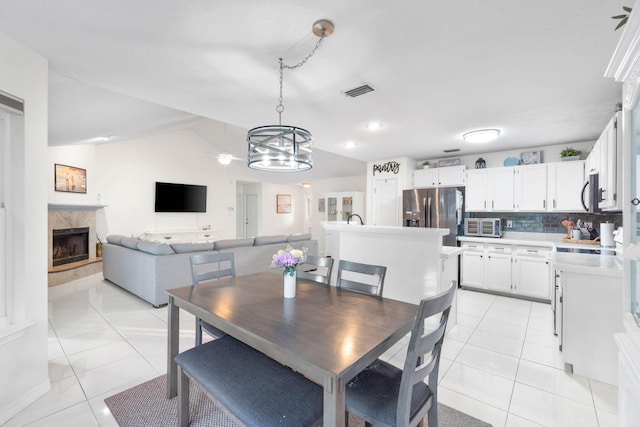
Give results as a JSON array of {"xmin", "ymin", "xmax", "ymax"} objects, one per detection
[{"xmin": 0, "ymin": 0, "xmax": 628, "ymax": 179}]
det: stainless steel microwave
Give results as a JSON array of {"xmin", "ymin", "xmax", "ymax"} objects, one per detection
[{"xmin": 464, "ymin": 218, "xmax": 502, "ymax": 237}]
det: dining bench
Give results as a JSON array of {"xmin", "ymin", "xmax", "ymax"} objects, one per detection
[{"xmin": 174, "ymin": 335, "xmax": 323, "ymax": 427}]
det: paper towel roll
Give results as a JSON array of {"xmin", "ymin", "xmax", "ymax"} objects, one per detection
[{"xmin": 600, "ymin": 223, "xmax": 615, "ymax": 247}]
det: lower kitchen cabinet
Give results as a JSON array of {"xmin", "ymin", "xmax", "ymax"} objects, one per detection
[
  {"xmin": 461, "ymin": 244, "xmax": 484, "ymax": 288},
  {"xmin": 485, "ymin": 245, "xmax": 512, "ymax": 293},
  {"xmin": 461, "ymin": 241, "xmax": 552, "ymax": 301},
  {"xmin": 513, "ymin": 252, "xmax": 551, "ymax": 299},
  {"xmin": 558, "ymin": 267, "xmax": 622, "ymax": 385}
]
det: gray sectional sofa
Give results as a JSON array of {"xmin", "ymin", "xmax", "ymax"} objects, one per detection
[{"xmin": 103, "ymin": 233, "xmax": 317, "ymax": 307}]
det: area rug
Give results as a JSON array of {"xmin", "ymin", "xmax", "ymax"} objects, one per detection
[{"xmin": 105, "ymin": 375, "xmax": 492, "ymax": 427}]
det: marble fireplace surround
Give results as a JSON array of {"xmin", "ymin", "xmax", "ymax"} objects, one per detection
[{"xmin": 48, "ymin": 204, "xmax": 105, "ymax": 286}]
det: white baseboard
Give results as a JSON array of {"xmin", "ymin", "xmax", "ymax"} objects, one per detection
[{"xmin": 0, "ymin": 379, "xmax": 51, "ymax": 425}]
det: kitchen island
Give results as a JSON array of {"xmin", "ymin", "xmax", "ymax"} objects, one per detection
[{"xmin": 321, "ymin": 223, "xmax": 460, "ymax": 325}]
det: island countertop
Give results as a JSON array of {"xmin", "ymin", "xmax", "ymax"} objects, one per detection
[{"xmin": 322, "ymin": 222, "xmax": 449, "ymax": 237}]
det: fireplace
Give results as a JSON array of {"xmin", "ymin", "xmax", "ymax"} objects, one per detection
[{"xmin": 52, "ymin": 227, "xmax": 89, "ymax": 266}]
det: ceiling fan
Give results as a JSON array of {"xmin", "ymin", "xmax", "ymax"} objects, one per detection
[{"xmin": 215, "ymin": 152, "xmax": 243, "ymax": 166}]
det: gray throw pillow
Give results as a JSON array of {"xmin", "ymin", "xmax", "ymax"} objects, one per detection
[
  {"xmin": 106, "ymin": 234, "xmax": 125, "ymax": 245},
  {"xmin": 120, "ymin": 237, "xmax": 141, "ymax": 250},
  {"xmin": 214, "ymin": 238, "xmax": 254, "ymax": 250},
  {"xmin": 170, "ymin": 242, "xmax": 214, "ymax": 254},
  {"xmin": 288, "ymin": 233, "xmax": 312, "ymax": 242},
  {"xmin": 254, "ymin": 235, "xmax": 288, "ymax": 246},
  {"xmin": 138, "ymin": 241, "xmax": 175, "ymax": 256}
]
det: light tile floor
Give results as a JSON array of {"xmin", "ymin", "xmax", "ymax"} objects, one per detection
[{"xmin": 3, "ymin": 274, "xmax": 618, "ymax": 426}]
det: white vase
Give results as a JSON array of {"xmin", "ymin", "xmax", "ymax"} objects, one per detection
[{"xmin": 283, "ymin": 270, "xmax": 296, "ymax": 298}]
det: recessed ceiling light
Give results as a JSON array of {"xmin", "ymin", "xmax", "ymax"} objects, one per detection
[
  {"xmin": 365, "ymin": 122, "xmax": 383, "ymax": 131},
  {"xmin": 302, "ymin": 182, "xmax": 312, "ymax": 188},
  {"xmin": 463, "ymin": 129, "xmax": 500, "ymax": 143},
  {"xmin": 344, "ymin": 141, "xmax": 357, "ymax": 148}
]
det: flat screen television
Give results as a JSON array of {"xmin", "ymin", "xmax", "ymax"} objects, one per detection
[{"xmin": 154, "ymin": 182, "xmax": 207, "ymax": 213}]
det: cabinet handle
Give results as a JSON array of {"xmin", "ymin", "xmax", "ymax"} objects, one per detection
[
  {"xmin": 164, "ymin": 236, "xmax": 172, "ymax": 240},
  {"xmin": 484, "ymin": 201, "xmax": 487, "ymax": 209},
  {"xmin": 204, "ymin": 234, "xmax": 210, "ymax": 238},
  {"xmin": 526, "ymin": 249, "xmax": 538, "ymax": 253},
  {"xmin": 492, "ymin": 200, "xmax": 495, "ymax": 208},
  {"xmin": 543, "ymin": 200, "xmax": 546, "ymax": 209},
  {"xmin": 553, "ymin": 199, "xmax": 557, "ymax": 208}
]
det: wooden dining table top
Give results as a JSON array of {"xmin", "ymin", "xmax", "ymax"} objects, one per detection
[{"xmin": 166, "ymin": 270, "xmax": 418, "ymax": 383}]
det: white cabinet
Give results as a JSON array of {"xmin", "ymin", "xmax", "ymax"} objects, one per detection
[
  {"xmin": 465, "ymin": 169, "xmax": 488, "ymax": 211},
  {"xmin": 485, "ymin": 244, "xmax": 512, "ymax": 293},
  {"xmin": 465, "ymin": 168, "xmax": 514, "ymax": 211},
  {"xmin": 585, "ymin": 113, "xmax": 621, "ymax": 211},
  {"xmin": 560, "ymin": 268, "xmax": 622, "ymax": 384},
  {"xmin": 460, "ymin": 240, "xmax": 552, "ymax": 301},
  {"xmin": 413, "ymin": 165, "xmax": 465, "ymax": 188},
  {"xmin": 599, "ymin": 113, "xmax": 621, "ymax": 211},
  {"xmin": 487, "ymin": 168, "xmax": 515, "ymax": 211},
  {"xmin": 324, "ymin": 192, "xmax": 364, "ymax": 222},
  {"xmin": 461, "ymin": 243, "xmax": 484, "ymax": 288},
  {"xmin": 514, "ymin": 164, "xmax": 547, "ymax": 211},
  {"xmin": 513, "ymin": 247, "xmax": 551, "ymax": 299},
  {"xmin": 547, "ymin": 161, "xmax": 585, "ymax": 211}
]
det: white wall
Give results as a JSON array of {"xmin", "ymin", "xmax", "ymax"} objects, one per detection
[
  {"xmin": 0, "ymin": 31, "xmax": 49, "ymax": 423},
  {"xmin": 61, "ymin": 130, "xmax": 309, "ymax": 240},
  {"xmin": 417, "ymin": 140, "xmax": 596, "ymax": 170}
]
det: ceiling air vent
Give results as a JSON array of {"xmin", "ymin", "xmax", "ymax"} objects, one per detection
[
  {"xmin": 344, "ymin": 84, "xmax": 375, "ymax": 98},
  {"xmin": 443, "ymin": 148, "xmax": 460, "ymax": 153}
]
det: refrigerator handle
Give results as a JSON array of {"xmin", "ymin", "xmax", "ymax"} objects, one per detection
[{"xmin": 427, "ymin": 196, "xmax": 432, "ymax": 228}]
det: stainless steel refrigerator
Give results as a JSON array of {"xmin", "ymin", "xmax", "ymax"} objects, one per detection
[{"xmin": 402, "ymin": 187, "xmax": 464, "ymax": 246}]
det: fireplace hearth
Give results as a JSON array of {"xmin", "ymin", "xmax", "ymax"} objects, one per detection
[{"xmin": 52, "ymin": 227, "xmax": 89, "ymax": 266}]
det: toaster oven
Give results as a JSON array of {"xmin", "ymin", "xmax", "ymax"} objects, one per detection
[{"xmin": 464, "ymin": 218, "xmax": 502, "ymax": 237}]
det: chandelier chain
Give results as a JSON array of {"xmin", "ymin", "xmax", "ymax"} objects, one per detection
[{"xmin": 276, "ymin": 37, "xmax": 326, "ymax": 125}]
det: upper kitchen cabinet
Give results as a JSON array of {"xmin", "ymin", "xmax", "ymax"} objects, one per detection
[
  {"xmin": 323, "ymin": 192, "xmax": 364, "ymax": 222},
  {"xmin": 465, "ymin": 168, "xmax": 514, "ymax": 211},
  {"xmin": 514, "ymin": 164, "xmax": 547, "ymax": 211},
  {"xmin": 586, "ymin": 112, "xmax": 621, "ymax": 211},
  {"xmin": 547, "ymin": 161, "xmax": 585, "ymax": 212},
  {"xmin": 413, "ymin": 165, "xmax": 465, "ymax": 188}
]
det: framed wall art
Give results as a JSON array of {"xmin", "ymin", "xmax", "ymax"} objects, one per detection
[
  {"xmin": 276, "ymin": 194, "xmax": 292, "ymax": 213},
  {"xmin": 54, "ymin": 164, "xmax": 87, "ymax": 193}
]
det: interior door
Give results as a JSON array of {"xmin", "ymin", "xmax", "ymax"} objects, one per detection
[
  {"xmin": 373, "ymin": 178, "xmax": 397, "ymax": 226},
  {"xmin": 244, "ymin": 193, "xmax": 258, "ymax": 238}
]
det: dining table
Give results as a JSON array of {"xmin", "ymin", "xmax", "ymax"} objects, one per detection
[{"xmin": 166, "ymin": 271, "xmax": 418, "ymax": 427}]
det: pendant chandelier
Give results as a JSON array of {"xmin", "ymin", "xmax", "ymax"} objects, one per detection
[{"xmin": 247, "ymin": 19, "xmax": 334, "ymax": 172}]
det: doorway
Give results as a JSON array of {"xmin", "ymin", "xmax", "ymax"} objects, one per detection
[
  {"xmin": 236, "ymin": 181, "xmax": 261, "ymax": 238},
  {"xmin": 373, "ymin": 178, "xmax": 398, "ymax": 226}
]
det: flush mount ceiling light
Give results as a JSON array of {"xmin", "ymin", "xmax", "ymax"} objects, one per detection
[
  {"xmin": 365, "ymin": 122, "xmax": 383, "ymax": 131},
  {"xmin": 463, "ymin": 129, "xmax": 501, "ymax": 143},
  {"xmin": 301, "ymin": 182, "xmax": 312, "ymax": 188},
  {"xmin": 247, "ymin": 19, "xmax": 335, "ymax": 172}
]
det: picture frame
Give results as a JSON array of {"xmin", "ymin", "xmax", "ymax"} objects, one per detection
[
  {"xmin": 54, "ymin": 163, "xmax": 87, "ymax": 193},
  {"xmin": 276, "ymin": 194, "xmax": 292, "ymax": 213},
  {"xmin": 520, "ymin": 150, "xmax": 541, "ymax": 165}
]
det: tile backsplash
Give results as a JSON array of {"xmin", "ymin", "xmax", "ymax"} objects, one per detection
[{"xmin": 466, "ymin": 212, "xmax": 622, "ymax": 234}]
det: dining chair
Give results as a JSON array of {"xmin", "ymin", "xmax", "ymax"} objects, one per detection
[
  {"xmin": 344, "ymin": 282, "xmax": 456, "ymax": 427},
  {"xmin": 336, "ymin": 259, "xmax": 387, "ymax": 297},
  {"xmin": 189, "ymin": 252, "xmax": 235, "ymax": 345},
  {"xmin": 297, "ymin": 255, "xmax": 334, "ymax": 286}
]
